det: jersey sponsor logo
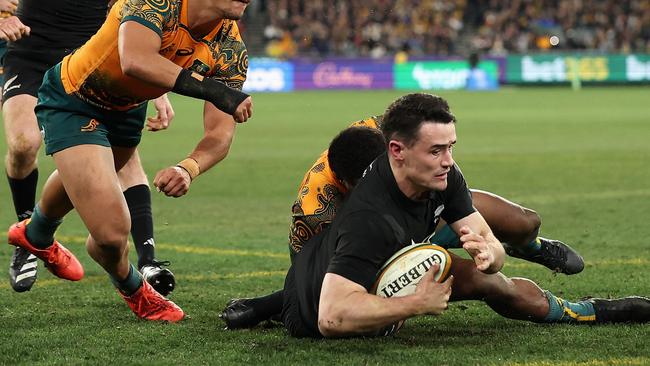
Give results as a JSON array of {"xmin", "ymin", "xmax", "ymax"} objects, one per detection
[
  {"xmin": 80, "ymin": 119, "xmax": 100, "ymax": 132},
  {"xmin": 3, "ymin": 74, "xmax": 21, "ymax": 95},
  {"xmin": 176, "ymin": 47, "xmax": 194, "ymax": 56}
]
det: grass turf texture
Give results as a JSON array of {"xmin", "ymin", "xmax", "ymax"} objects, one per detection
[{"xmin": 1, "ymin": 87, "xmax": 649, "ymax": 365}]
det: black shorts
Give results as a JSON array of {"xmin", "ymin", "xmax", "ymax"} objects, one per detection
[
  {"xmin": 2, "ymin": 49, "xmax": 68, "ymax": 102},
  {"xmin": 281, "ymin": 266, "xmax": 322, "ymax": 338}
]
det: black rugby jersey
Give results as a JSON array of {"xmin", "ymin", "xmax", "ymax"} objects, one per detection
[
  {"xmin": 291, "ymin": 152, "xmax": 475, "ymax": 336},
  {"xmin": 11, "ymin": 0, "xmax": 107, "ymax": 52}
]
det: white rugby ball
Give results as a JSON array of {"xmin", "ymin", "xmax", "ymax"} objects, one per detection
[{"xmin": 372, "ymin": 243, "xmax": 452, "ymax": 298}]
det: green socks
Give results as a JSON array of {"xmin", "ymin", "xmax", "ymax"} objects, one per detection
[
  {"xmin": 25, "ymin": 204, "xmax": 62, "ymax": 249},
  {"xmin": 543, "ymin": 290, "xmax": 595, "ymax": 323},
  {"xmin": 111, "ymin": 264, "xmax": 143, "ymax": 296}
]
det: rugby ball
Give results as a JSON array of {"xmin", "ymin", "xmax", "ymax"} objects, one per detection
[{"xmin": 372, "ymin": 243, "xmax": 452, "ymax": 298}]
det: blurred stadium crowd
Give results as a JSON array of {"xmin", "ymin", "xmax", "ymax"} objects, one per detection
[{"xmin": 245, "ymin": 0, "xmax": 650, "ymax": 58}]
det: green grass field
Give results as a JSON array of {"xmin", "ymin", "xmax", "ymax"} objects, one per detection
[{"xmin": 1, "ymin": 87, "xmax": 649, "ymax": 365}]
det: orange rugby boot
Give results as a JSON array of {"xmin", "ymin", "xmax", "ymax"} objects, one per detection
[
  {"xmin": 120, "ymin": 280, "xmax": 185, "ymax": 322},
  {"xmin": 7, "ymin": 220, "xmax": 84, "ymax": 281}
]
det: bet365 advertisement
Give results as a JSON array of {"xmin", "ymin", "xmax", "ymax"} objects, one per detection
[{"xmin": 506, "ymin": 54, "xmax": 650, "ymax": 83}]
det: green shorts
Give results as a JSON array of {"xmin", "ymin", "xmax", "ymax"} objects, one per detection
[{"xmin": 35, "ymin": 63, "xmax": 147, "ymax": 155}]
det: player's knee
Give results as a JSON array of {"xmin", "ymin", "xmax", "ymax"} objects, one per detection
[
  {"xmin": 518, "ymin": 208, "xmax": 541, "ymax": 238},
  {"xmin": 6, "ymin": 133, "xmax": 41, "ymax": 167},
  {"xmin": 506, "ymin": 207, "xmax": 541, "ymax": 242},
  {"xmin": 92, "ymin": 223, "xmax": 131, "ymax": 251}
]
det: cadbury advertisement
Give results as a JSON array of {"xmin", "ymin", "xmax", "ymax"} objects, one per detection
[{"xmin": 293, "ymin": 59, "xmax": 393, "ymax": 90}]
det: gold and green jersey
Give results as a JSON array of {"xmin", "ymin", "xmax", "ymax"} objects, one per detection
[
  {"xmin": 289, "ymin": 115, "xmax": 382, "ymax": 252},
  {"xmin": 60, "ymin": 0, "xmax": 248, "ymax": 110}
]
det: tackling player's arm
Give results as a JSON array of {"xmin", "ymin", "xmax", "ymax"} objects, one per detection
[
  {"xmin": 318, "ymin": 265, "xmax": 452, "ymax": 337},
  {"xmin": 450, "ymin": 211, "xmax": 505, "ymax": 273},
  {"xmin": 118, "ymin": 20, "xmax": 252, "ymax": 122},
  {"xmin": 153, "ymin": 102, "xmax": 235, "ymax": 197}
]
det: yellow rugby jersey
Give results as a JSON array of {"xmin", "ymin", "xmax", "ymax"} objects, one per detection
[
  {"xmin": 60, "ymin": 0, "xmax": 247, "ymax": 110},
  {"xmin": 289, "ymin": 115, "xmax": 382, "ymax": 252}
]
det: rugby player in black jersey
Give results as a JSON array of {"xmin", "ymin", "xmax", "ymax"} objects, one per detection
[
  {"xmin": 227, "ymin": 94, "xmax": 650, "ymax": 338},
  {"xmin": 1, "ymin": 0, "xmax": 176, "ymax": 294}
]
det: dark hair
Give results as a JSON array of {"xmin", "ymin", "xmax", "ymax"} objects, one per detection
[
  {"xmin": 328, "ymin": 127, "xmax": 386, "ymax": 186},
  {"xmin": 380, "ymin": 93, "xmax": 456, "ymax": 146}
]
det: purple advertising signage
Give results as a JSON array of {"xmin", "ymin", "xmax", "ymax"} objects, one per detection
[{"xmin": 294, "ymin": 59, "xmax": 393, "ymax": 90}]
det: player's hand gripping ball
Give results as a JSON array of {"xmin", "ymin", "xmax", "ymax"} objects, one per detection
[
  {"xmin": 373, "ymin": 243, "xmax": 452, "ymax": 298},
  {"xmin": 369, "ymin": 243, "xmax": 452, "ymax": 337}
]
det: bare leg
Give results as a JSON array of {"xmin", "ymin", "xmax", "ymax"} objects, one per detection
[
  {"xmin": 52, "ymin": 145, "xmax": 135, "ymax": 280},
  {"xmin": 448, "ymin": 253, "xmax": 550, "ymax": 321},
  {"xmin": 470, "ymin": 189, "xmax": 540, "ymax": 247},
  {"xmin": 117, "ymin": 150, "xmax": 148, "ymax": 190},
  {"xmin": 3, "ymin": 95, "xmax": 41, "ymax": 178}
]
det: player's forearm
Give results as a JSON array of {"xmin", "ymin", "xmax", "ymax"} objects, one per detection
[
  {"xmin": 318, "ymin": 291, "xmax": 424, "ymax": 337},
  {"xmin": 318, "ymin": 274, "xmax": 431, "ymax": 338},
  {"xmin": 187, "ymin": 133, "xmax": 234, "ymax": 175}
]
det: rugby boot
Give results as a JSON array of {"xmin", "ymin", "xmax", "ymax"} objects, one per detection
[
  {"xmin": 506, "ymin": 237, "xmax": 584, "ymax": 275},
  {"xmin": 589, "ymin": 296, "xmax": 650, "ymax": 323},
  {"xmin": 8, "ymin": 220, "xmax": 84, "ymax": 281},
  {"xmin": 120, "ymin": 280, "xmax": 185, "ymax": 322},
  {"xmin": 140, "ymin": 260, "xmax": 176, "ymax": 297},
  {"xmin": 219, "ymin": 298, "xmax": 262, "ymax": 329},
  {"xmin": 9, "ymin": 247, "xmax": 38, "ymax": 292}
]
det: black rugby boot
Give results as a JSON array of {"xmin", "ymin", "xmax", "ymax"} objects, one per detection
[
  {"xmin": 140, "ymin": 260, "xmax": 176, "ymax": 297},
  {"xmin": 219, "ymin": 298, "xmax": 263, "ymax": 329},
  {"xmin": 9, "ymin": 247, "xmax": 38, "ymax": 292},
  {"xmin": 507, "ymin": 237, "xmax": 584, "ymax": 275},
  {"xmin": 589, "ymin": 296, "xmax": 650, "ymax": 323}
]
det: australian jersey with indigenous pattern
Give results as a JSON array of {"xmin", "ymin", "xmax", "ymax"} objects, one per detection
[
  {"xmin": 60, "ymin": 0, "xmax": 248, "ymax": 111},
  {"xmin": 289, "ymin": 115, "xmax": 382, "ymax": 253}
]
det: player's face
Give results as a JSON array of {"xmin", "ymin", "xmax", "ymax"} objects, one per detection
[
  {"xmin": 215, "ymin": 0, "xmax": 250, "ymax": 20},
  {"xmin": 399, "ymin": 122, "xmax": 456, "ymax": 197}
]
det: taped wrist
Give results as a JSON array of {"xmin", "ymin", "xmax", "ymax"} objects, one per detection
[
  {"xmin": 172, "ymin": 69, "xmax": 249, "ymax": 115},
  {"xmin": 176, "ymin": 157, "xmax": 200, "ymax": 181}
]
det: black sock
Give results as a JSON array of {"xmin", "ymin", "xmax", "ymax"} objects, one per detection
[
  {"xmin": 123, "ymin": 184, "xmax": 155, "ymax": 269},
  {"xmin": 7, "ymin": 169, "xmax": 38, "ymax": 221},
  {"xmin": 247, "ymin": 290, "xmax": 284, "ymax": 321}
]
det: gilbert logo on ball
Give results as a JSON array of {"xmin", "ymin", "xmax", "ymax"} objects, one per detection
[{"xmin": 373, "ymin": 243, "xmax": 451, "ymax": 298}]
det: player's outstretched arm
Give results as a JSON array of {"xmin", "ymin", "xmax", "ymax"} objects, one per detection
[
  {"xmin": 153, "ymin": 103, "xmax": 236, "ymax": 197},
  {"xmin": 318, "ymin": 265, "xmax": 452, "ymax": 338},
  {"xmin": 118, "ymin": 21, "xmax": 251, "ymax": 121},
  {"xmin": 452, "ymin": 212, "xmax": 505, "ymax": 273}
]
